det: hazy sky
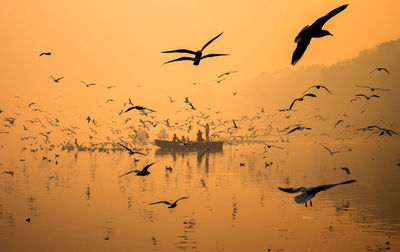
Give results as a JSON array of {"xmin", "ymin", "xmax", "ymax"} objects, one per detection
[{"xmin": 1, "ymin": 0, "xmax": 399, "ymax": 119}]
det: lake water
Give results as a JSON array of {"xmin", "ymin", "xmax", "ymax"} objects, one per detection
[{"xmin": 1, "ymin": 140, "xmax": 399, "ymax": 251}]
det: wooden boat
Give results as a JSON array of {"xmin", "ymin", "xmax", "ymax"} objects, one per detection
[{"xmin": 154, "ymin": 139, "xmax": 223, "ymax": 151}]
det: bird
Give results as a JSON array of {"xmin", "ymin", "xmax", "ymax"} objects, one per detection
[
  {"xmin": 106, "ymin": 85, "xmax": 116, "ymax": 89},
  {"xmin": 125, "ymin": 106, "xmax": 157, "ymax": 113},
  {"xmin": 334, "ymin": 167, "xmax": 350, "ymax": 175},
  {"xmin": 169, "ymin": 96, "xmax": 176, "ymax": 103},
  {"xmin": 148, "ymin": 196, "xmax": 189, "ymax": 208},
  {"xmin": 218, "ymin": 71, "xmax": 238, "ymax": 78},
  {"xmin": 39, "ymin": 52, "xmax": 52, "ymax": 56},
  {"xmin": 50, "ymin": 75, "xmax": 64, "ymax": 83},
  {"xmin": 265, "ymin": 144, "xmax": 284, "ymax": 149},
  {"xmin": 354, "ymin": 94, "xmax": 380, "ymax": 100},
  {"xmin": 162, "ymin": 32, "xmax": 228, "ymax": 65},
  {"xmin": 119, "ymin": 162, "xmax": 157, "ymax": 177},
  {"xmin": 370, "ymin": 67, "xmax": 390, "ymax": 75},
  {"xmin": 118, "ymin": 143, "xmax": 147, "ymax": 156},
  {"xmin": 288, "ymin": 93, "xmax": 317, "ymax": 110},
  {"xmin": 286, "ymin": 126, "xmax": 311, "ymax": 135},
  {"xmin": 303, "ymin": 85, "xmax": 332, "ymax": 94},
  {"xmin": 278, "ymin": 179, "xmax": 356, "ymax": 207},
  {"xmin": 291, "ymin": 4, "xmax": 348, "ymax": 65},
  {"xmin": 318, "ymin": 143, "xmax": 343, "ymax": 156},
  {"xmin": 366, "ymin": 126, "xmax": 398, "ymax": 136},
  {"xmin": 355, "ymin": 85, "xmax": 391, "ymax": 92},
  {"xmin": 81, "ymin": 81, "xmax": 96, "ymax": 87},
  {"xmin": 334, "ymin": 119, "xmax": 344, "ymax": 128},
  {"xmin": 216, "ymin": 78, "xmax": 226, "ymax": 84}
]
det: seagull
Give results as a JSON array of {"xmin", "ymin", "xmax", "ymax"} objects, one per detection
[
  {"xmin": 119, "ymin": 162, "xmax": 157, "ymax": 177},
  {"xmin": 169, "ymin": 96, "xmax": 176, "ymax": 103},
  {"xmin": 265, "ymin": 144, "xmax": 284, "ymax": 149},
  {"xmin": 39, "ymin": 52, "xmax": 52, "ymax": 56},
  {"xmin": 334, "ymin": 119, "xmax": 344, "ymax": 128},
  {"xmin": 366, "ymin": 126, "xmax": 398, "ymax": 136},
  {"xmin": 318, "ymin": 143, "xmax": 342, "ymax": 156},
  {"xmin": 148, "ymin": 196, "xmax": 189, "ymax": 208},
  {"xmin": 288, "ymin": 93, "xmax": 317, "ymax": 110},
  {"xmin": 50, "ymin": 75, "xmax": 64, "ymax": 83},
  {"xmin": 218, "ymin": 71, "xmax": 238, "ymax": 78},
  {"xmin": 119, "ymin": 143, "xmax": 147, "ymax": 156},
  {"xmin": 291, "ymin": 4, "xmax": 348, "ymax": 65},
  {"xmin": 370, "ymin": 67, "xmax": 390, "ymax": 74},
  {"xmin": 278, "ymin": 179, "xmax": 356, "ymax": 207},
  {"xmin": 162, "ymin": 32, "xmax": 228, "ymax": 65},
  {"xmin": 125, "ymin": 106, "xmax": 157, "ymax": 113},
  {"xmin": 106, "ymin": 85, "xmax": 116, "ymax": 89},
  {"xmin": 216, "ymin": 78, "xmax": 226, "ymax": 84},
  {"xmin": 355, "ymin": 85, "xmax": 391, "ymax": 92},
  {"xmin": 354, "ymin": 94, "xmax": 380, "ymax": 100},
  {"xmin": 81, "ymin": 81, "xmax": 96, "ymax": 87},
  {"xmin": 303, "ymin": 85, "xmax": 332, "ymax": 94},
  {"xmin": 334, "ymin": 167, "xmax": 350, "ymax": 175},
  {"xmin": 286, "ymin": 126, "xmax": 312, "ymax": 135}
]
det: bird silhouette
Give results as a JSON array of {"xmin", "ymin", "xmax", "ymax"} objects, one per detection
[
  {"xmin": 148, "ymin": 196, "xmax": 189, "ymax": 208},
  {"xmin": 169, "ymin": 96, "xmax": 176, "ymax": 103},
  {"xmin": 286, "ymin": 126, "xmax": 311, "ymax": 135},
  {"xmin": 334, "ymin": 167, "xmax": 350, "ymax": 175},
  {"xmin": 354, "ymin": 94, "xmax": 380, "ymax": 100},
  {"xmin": 288, "ymin": 93, "xmax": 317, "ymax": 110},
  {"xmin": 162, "ymin": 32, "xmax": 228, "ymax": 65},
  {"xmin": 303, "ymin": 85, "xmax": 332, "ymax": 94},
  {"xmin": 39, "ymin": 52, "xmax": 52, "ymax": 56},
  {"xmin": 119, "ymin": 143, "xmax": 147, "ymax": 156},
  {"xmin": 355, "ymin": 85, "xmax": 390, "ymax": 92},
  {"xmin": 318, "ymin": 143, "xmax": 343, "ymax": 156},
  {"xmin": 291, "ymin": 4, "xmax": 348, "ymax": 65},
  {"xmin": 370, "ymin": 67, "xmax": 390, "ymax": 74},
  {"xmin": 278, "ymin": 179, "xmax": 356, "ymax": 207},
  {"xmin": 81, "ymin": 81, "xmax": 96, "ymax": 87},
  {"xmin": 218, "ymin": 71, "xmax": 238, "ymax": 78},
  {"xmin": 50, "ymin": 75, "xmax": 64, "ymax": 83},
  {"xmin": 119, "ymin": 162, "xmax": 157, "ymax": 177},
  {"xmin": 125, "ymin": 106, "xmax": 157, "ymax": 113}
]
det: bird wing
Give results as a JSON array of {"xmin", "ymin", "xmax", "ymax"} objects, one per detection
[
  {"xmin": 278, "ymin": 187, "xmax": 306, "ymax": 193},
  {"xmin": 125, "ymin": 106, "xmax": 137, "ymax": 113},
  {"xmin": 201, "ymin": 32, "xmax": 223, "ymax": 51},
  {"xmin": 201, "ymin": 53, "xmax": 229, "ymax": 60},
  {"xmin": 218, "ymin": 73, "xmax": 228, "ymax": 78},
  {"xmin": 355, "ymin": 84, "xmax": 369, "ymax": 89},
  {"xmin": 294, "ymin": 192, "xmax": 315, "ymax": 204},
  {"xmin": 289, "ymin": 98, "xmax": 300, "ymax": 110},
  {"xmin": 302, "ymin": 86, "xmax": 315, "ymax": 94},
  {"xmin": 294, "ymin": 25, "xmax": 310, "ymax": 43},
  {"xmin": 119, "ymin": 143, "xmax": 133, "ymax": 152},
  {"xmin": 162, "ymin": 49, "xmax": 196, "ymax": 54},
  {"xmin": 50, "ymin": 75, "xmax": 56, "ymax": 81},
  {"xmin": 163, "ymin": 57, "xmax": 195, "ymax": 64},
  {"xmin": 370, "ymin": 95, "xmax": 380, "ymax": 98},
  {"xmin": 133, "ymin": 151, "xmax": 147, "ymax": 156},
  {"xmin": 382, "ymin": 68, "xmax": 390, "ymax": 74},
  {"xmin": 303, "ymin": 93, "xmax": 317, "ymax": 98},
  {"xmin": 119, "ymin": 170, "xmax": 139, "ymax": 178},
  {"xmin": 375, "ymin": 88, "xmax": 391, "ymax": 91},
  {"xmin": 319, "ymin": 143, "xmax": 332, "ymax": 154},
  {"xmin": 149, "ymin": 201, "xmax": 171, "ymax": 205},
  {"xmin": 291, "ymin": 35, "xmax": 311, "ymax": 65},
  {"xmin": 286, "ymin": 126, "xmax": 300, "ymax": 135},
  {"xmin": 312, "ymin": 4, "xmax": 348, "ymax": 29},
  {"xmin": 174, "ymin": 196, "xmax": 190, "ymax": 204},
  {"xmin": 140, "ymin": 162, "xmax": 157, "ymax": 173},
  {"xmin": 355, "ymin": 94, "xmax": 367, "ymax": 98},
  {"xmin": 145, "ymin": 107, "xmax": 157, "ymax": 112},
  {"xmin": 320, "ymin": 85, "xmax": 332, "ymax": 94}
]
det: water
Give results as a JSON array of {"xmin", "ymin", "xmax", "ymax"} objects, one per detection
[{"xmin": 1, "ymin": 140, "xmax": 399, "ymax": 251}]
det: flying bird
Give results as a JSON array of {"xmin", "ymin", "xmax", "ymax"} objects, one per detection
[
  {"xmin": 119, "ymin": 143, "xmax": 147, "ymax": 156},
  {"xmin": 81, "ymin": 81, "xmax": 96, "ymax": 87},
  {"xmin": 355, "ymin": 85, "xmax": 391, "ymax": 92},
  {"xmin": 334, "ymin": 167, "xmax": 350, "ymax": 175},
  {"xmin": 318, "ymin": 143, "xmax": 343, "ymax": 156},
  {"xmin": 148, "ymin": 196, "xmax": 189, "ymax": 208},
  {"xmin": 125, "ymin": 106, "xmax": 157, "ymax": 113},
  {"xmin": 370, "ymin": 67, "xmax": 390, "ymax": 75},
  {"xmin": 218, "ymin": 71, "xmax": 238, "ymax": 78},
  {"xmin": 286, "ymin": 126, "xmax": 311, "ymax": 135},
  {"xmin": 278, "ymin": 179, "xmax": 356, "ymax": 207},
  {"xmin": 39, "ymin": 52, "xmax": 52, "ymax": 56},
  {"xmin": 291, "ymin": 4, "xmax": 348, "ymax": 65},
  {"xmin": 169, "ymin": 96, "xmax": 176, "ymax": 103},
  {"xmin": 162, "ymin": 32, "xmax": 228, "ymax": 65},
  {"xmin": 288, "ymin": 93, "xmax": 317, "ymax": 110},
  {"xmin": 354, "ymin": 94, "xmax": 380, "ymax": 100},
  {"xmin": 119, "ymin": 162, "xmax": 157, "ymax": 177},
  {"xmin": 50, "ymin": 75, "xmax": 64, "ymax": 83},
  {"xmin": 334, "ymin": 119, "xmax": 344, "ymax": 128},
  {"xmin": 303, "ymin": 85, "xmax": 332, "ymax": 94}
]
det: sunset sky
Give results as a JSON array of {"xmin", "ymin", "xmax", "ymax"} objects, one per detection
[{"xmin": 1, "ymin": 0, "xmax": 399, "ymax": 131}]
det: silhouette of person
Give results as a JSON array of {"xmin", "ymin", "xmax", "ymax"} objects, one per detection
[
  {"xmin": 205, "ymin": 123, "xmax": 210, "ymax": 141},
  {"xmin": 181, "ymin": 136, "xmax": 186, "ymax": 142},
  {"xmin": 197, "ymin": 130, "xmax": 204, "ymax": 142},
  {"xmin": 172, "ymin": 133, "xmax": 179, "ymax": 142}
]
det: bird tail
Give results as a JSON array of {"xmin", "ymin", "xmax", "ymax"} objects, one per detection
[{"xmin": 294, "ymin": 192, "xmax": 314, "ymax": 204}]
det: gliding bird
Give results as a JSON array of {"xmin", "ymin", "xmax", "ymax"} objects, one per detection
[{"xmin": 148, "ymin": 196, "xmax": 189, "ymax": 208}]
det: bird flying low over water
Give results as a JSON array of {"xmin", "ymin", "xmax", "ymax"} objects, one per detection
[
  {"xmin": 119, "ymin": 162, "xmax": 157, "ymax": 177},
  {"xmin": 355, "ymin": 85, "xmax": 391, "ymax": 92},
  {"xmin": 286, "ymin": 126, "xmax": 311, "ymax": 135},
  {"xmin": 303, "ymin": 85, "xmax": 332, "ymax": 94},
  {"xmin": 162, "ymin": 32, "xmax": 228, "ymax": 65},
  {"xmin": 370, "ymin": 67, "xmax": 390, "ymax": 74},
  {"xmin": 125, "ymin": 106, "xmax": 157, "ymax": 113},
  {"xmin": 354, "ymin": 94, "xmax": 380, "ymax": 100},
  {"xmin": 81, "ymin": 81, "xmax": 96, "ymax": 87},
  {"xmin": 288, "ymin": 93, "xmax": 317, "ymax": 110},
  {"xmin": 118, "ymin": 143, "xmax": 147, "ymax": 156},
  {"xmin": 39, "ymin": 52, "xmax": 52, "ymax": 56},
  {"xmin": 291, "ymin": 4, "xmax": 348, "ymax": 65},
  {"xmin": 148, "ymin": 196, "xmax": 189, "ymax": 208},
  {"xmin": 278, "ymin": 179, "xmax": 356, "ymax": 207}
]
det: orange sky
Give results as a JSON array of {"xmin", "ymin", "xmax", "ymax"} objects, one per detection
[{"xmin": 0, "ymin": 0, "xmax": 399, "ymax": 128}]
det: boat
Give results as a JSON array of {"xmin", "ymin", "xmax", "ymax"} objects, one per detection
[{"xmin": 154, "ymin": 139, "xmax": 223, "ymax": 151}]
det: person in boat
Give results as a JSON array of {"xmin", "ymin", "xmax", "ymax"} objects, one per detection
[
  {"xmin": 172, "ymin": 133, "xmax": 179, "ymax": 142},
  {"xmin": 205, "ymin": 123, "xmax": 210, "ymax": 141},
  {"xmin": 197, "ymin": 130, "xmax": 204, "ymax": 142},
  {"xmin": 181, "ymin": 136, "xmax": 187, "ymax": 143}
]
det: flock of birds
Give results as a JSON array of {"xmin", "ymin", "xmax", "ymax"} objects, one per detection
[{"xmin": 1, "ymin": 3, "xmax": 399, "ymax": 211}]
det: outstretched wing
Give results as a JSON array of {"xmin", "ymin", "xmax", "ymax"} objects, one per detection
[
  {"xmin": 201, "ymin": 53, "xmax": 229, "ymax": 60},
  {"xmin": 201, "ymin": 32, "xmax": 223, "ymax": 51},
  {"xmin": 119, "ymin": 143, "xmax": 133, "ymax": 152},
  {"xmin": 162, "ymin": 49, "xmax": 196, "ymax": 54},
  {"xmin": 303, "ymin": 93, "xmax": 317, "ymax": 99},
  {"xmin": 291, "ymin": 35, "xmax": 311, "ymax": 65},
  {"xmin": 294, "ymin": 192, "xmax": 315, "ymax": 204},
  {"xmin": 119, "ymin": 170, "xmax": 139, "ymax": 178},
  {"xmin": 312, "ymin": 4, "xmax": 349, "ymax": 29},
  {"xmin": 278, "ymin": 187, "xmax": 306, "ymax": 193},
  {"xmin": 286, "ymin": 126, "xmax": 300, "ymax": 135},
  {"xmin": 140, "ymin": 162, "xmax": 157, "ymax": 173},
  {"xmin": 320, "ymin": 85, "xmax": 332, "ymax": 94},
  {"xmin": 174, "ymin": 196, "xmax": 190, "ymax": 204},
  {"xmin": 149, "ymin": 201, "xmax": 171, "ymax": 205},
  {"xmin": 163, "ymin": 57, "xmax": 195, "ymax": 64},
  {"xmin": 289, "ymin": 98, "xmax": 300, "ymax": 110},
  {"xmin": 319, "ymin": 143, "xmax": 332, "ymax": 154}
]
